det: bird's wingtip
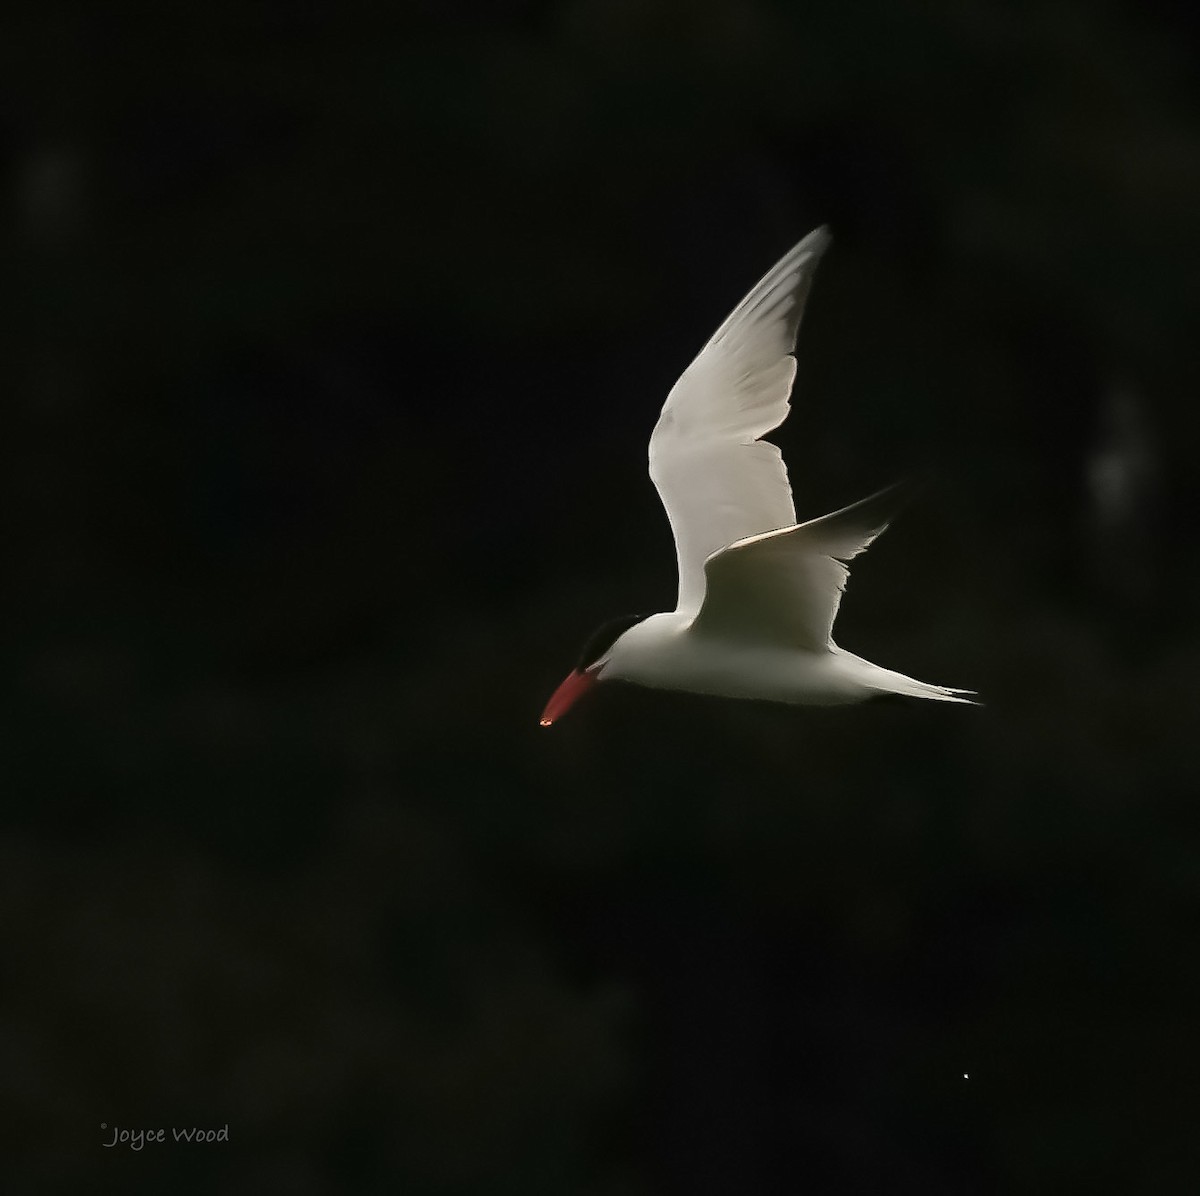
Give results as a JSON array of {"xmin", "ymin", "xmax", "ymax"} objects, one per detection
[{"xmin": 803, "ymin": 224, "xmax": 833, "ymax": 253}]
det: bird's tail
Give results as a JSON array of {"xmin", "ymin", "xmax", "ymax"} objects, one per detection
[
  {"xmin": 889, "ymin": 680, "xmax": 978, "ymax": 705},
  {"xmin": 853, "ymin": 660, "xmax": 979, "ymax": 705}
]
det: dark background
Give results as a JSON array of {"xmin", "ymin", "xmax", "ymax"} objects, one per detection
[{"xmin": 6, "ymin": 1, "xmax": 1200, "ymax": 1192}]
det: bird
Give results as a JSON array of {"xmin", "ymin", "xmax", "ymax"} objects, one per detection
[{"xmin": 540, "ymin": 226, "xmax": 974, "ymax": 727}]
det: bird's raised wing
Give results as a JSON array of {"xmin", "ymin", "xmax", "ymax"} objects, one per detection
[
  {"xmin": 648, "ymin": 227, "xmax": 832, "ymax": 615},
  {"xmin": 689, "ymin": 484, "xmax": 908, "ymax": 652}
]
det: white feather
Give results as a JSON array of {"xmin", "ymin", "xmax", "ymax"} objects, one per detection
[{"xmin": 649, "ymin": 227, "xmax": 831, "ymax": 615}]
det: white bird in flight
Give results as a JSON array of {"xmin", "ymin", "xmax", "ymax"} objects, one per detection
[{"xmin": 540, "ymin": 227, "xmax": 974, "ymax": 726}]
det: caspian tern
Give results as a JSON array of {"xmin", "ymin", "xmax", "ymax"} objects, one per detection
[{"xmin": 540, "ymin": 227, "xmax": 974, "ymax": 726}]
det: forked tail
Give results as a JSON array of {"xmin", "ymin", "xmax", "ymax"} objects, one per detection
[
  {"xmin": 887, "ymin": 679, "xmax": 977, "ymax": 705},
  {"xmin": 854, "ymin": 660, "xmax": 978, "ymax": 705}
]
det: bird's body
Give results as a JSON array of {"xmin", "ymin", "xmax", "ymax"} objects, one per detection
[
  {"xmin": 540, "ymin": 226, "xmax": 973, "ymax": 726},
  {"xmin": 601, "ymin": 613, "xmax": 865, "ymax": 705},
  {"xmin": 602, "ymin": 614, "xmax": 959, "ymax": 707}
]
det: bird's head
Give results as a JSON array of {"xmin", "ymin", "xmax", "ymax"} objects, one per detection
[{"xmin": 539, "ymin": 614, "xmax": 650, "ymax": 726}]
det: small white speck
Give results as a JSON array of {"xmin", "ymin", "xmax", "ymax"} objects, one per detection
[{"xmin": 963, "ymin": 1073, "xmax": 969, "ymax": 1079}]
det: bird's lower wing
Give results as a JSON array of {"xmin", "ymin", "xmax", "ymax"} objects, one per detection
[{"xmin": 689, "ymin": 483, "xmax": 909, "ymax": 651}]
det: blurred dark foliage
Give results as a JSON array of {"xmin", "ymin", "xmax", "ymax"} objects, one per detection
[{"xmin": 4, "ymin": 1, "xmax": 1200, "ymax": 1192}]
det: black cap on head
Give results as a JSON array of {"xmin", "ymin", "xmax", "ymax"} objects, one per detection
[{"xmin": 576, "ymin": 614, "xmax": 650, "ymax": 670}]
